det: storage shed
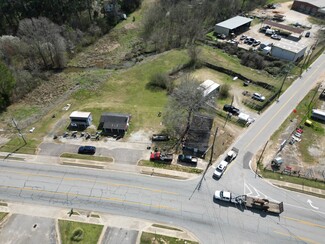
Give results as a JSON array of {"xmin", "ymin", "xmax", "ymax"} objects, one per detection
[
  {"xmin": 311, "ymin": 109, "xmax": 325, "ymax": 122},
  {"xmin": 271, "ymin": 42, "xmax": 307, "ymax": 62},
  {"xmin": 98, "ymin": 113, "xmax": 131, "ymax": 136},
  {"xmin": 198, "ymin": 79, "xmax": 220, "ymax": 98},
  {"xmin": 69, "ymin": 111, "xmax": 92, "ymax": 129},
  {"xmin": 215, "ymin": 16, "xmax": 252, "ymax": 36}
]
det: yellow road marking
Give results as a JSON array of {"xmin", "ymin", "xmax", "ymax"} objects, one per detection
[
  {"xmin": 284, "ymin": 216, "xmax": 325, "ymax": 229},
  {"xmin": 0, "ymin": 185, "xmax": 178, "ymax": 211},
  {"xmin": 273, "ymin": 230, "xmax": 319, "ymax": 244},
  {"xmin": 0, "ymin": 169, "xmax": 178, "ymax": 195},
  {"xmin": 225, "ymin": 64, "xmax": 322, "ymax": 174}
]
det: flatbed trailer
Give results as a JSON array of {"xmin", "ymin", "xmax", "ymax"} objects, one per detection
[{"xmin": 234, "ymin": 195, "xmax": 284, "ymax": 214}]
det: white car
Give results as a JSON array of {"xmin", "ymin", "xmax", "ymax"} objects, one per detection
[
  {"xmin": 213, "ymin": 160, "xmax": 228, "ymax": 178},
  {"xmin": 252, "ymin": 93, "xmax": 265, "ymax": 102},
  {"xmin": 214, "ymin": 190, "xmax": 232, "ymax": 202}
]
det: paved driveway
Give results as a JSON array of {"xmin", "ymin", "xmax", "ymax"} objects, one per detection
[
  {"xmin": 0, "ymin": 214, "xmax": 57, "ymax": 244},
  {"xmin": 101, "ymin": 227, "xmax": 139, "ymax": 244}
]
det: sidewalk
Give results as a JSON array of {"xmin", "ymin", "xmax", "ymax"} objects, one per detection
[
  {"xmin": 0, "ymin": 202, "xmax": 199, "ymax": 243},
  {"xmin": 267, "ymin": 179, "xmax": 325, "ymax": 197}
]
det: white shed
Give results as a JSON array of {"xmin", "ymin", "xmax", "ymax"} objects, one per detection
[
  {"xmin": 198, "ymin": 79, "xmax": 220, "ymax": 97},
  {"xmin": 69, "ymin": 111, "xmax": 92, "ymax": 129},
  {"xmin": 271, "ymin": 42, "xmax": 307, "ymax": 61}
]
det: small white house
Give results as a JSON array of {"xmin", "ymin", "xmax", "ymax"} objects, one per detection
[
  {"xmin": 271, "ymin": 42, "xmax": 307, "ymax": 62},
  {"xmin": 69, "ymin": 111, "xmax": 92, "ymax": 129},
  {"xmin": 198, "ymin": 79, "xmax": 220, "ymax": 98}
]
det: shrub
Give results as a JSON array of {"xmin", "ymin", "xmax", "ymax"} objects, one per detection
[
  {"xmin": 219, "ymin": 84, "xmax": 230, "ymax": 99},
  {"xmin": 71, "ymin": 228, "xmax": 84, "ymax": 242},
  {"xmin": 146, "ymin": 73, "xmax": 173, "ymax": 91}
]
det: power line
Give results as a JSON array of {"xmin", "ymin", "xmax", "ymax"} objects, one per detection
[{"xmin": 12, "ymin": 118, "xmax": 27, "ymax": 145}]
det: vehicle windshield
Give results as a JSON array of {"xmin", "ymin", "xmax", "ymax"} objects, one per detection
[{"xmin": 216, "ymin": 167, "xmax": 223, "ymax": 172}]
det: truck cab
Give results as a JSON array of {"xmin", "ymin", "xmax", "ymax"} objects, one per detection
[{"xmin": 214, "ymin": 190, "xmax": 232, "ymax": 202}]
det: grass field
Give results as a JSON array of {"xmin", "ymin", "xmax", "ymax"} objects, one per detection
[
  {"xmin": 139, "ymin": 160, "xmax": 203, "ymax": 174},
  {"xmin": 58, "ymin": 220, "xmax": 103, "ymax": 244},
  {"xmin": 0, "ymin": 212, "xmax": 8, "ymax": 222},
  {"xmin": 140, "ymin": 232, "xmax": 198, "ymax": 244},
  {"xmin": 60, "ymin": 153, "xmax": 113, "ymax": 162},
  {"xmin": 260, "ymin": 169, "xmax": 325, "ymax": 190}
]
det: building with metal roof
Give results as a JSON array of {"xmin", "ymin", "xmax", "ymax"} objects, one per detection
[
  {"xmin": 271, "ymin": 41, "xmax": 307, "ymax": 62},
  {"xmin": 69, "ymin": 111, "xmax": 92, "ymax": 129},
  {"xmin": 198, "ymin": 79, "xmax": 220, "ymax": 97},
  {"xmin": 292, "ymin": 0, "xmax": 325, "ymax": 16},
  {"xmin": 215, "ymin": 16, "xmax": 252, "ymax": 36}
]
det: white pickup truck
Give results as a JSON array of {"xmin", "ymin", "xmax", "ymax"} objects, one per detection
[{"xmin": 224, "ymin": 147, "xmax": 238, "ymax": 163}]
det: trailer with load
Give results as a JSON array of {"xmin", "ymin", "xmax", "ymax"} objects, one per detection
[{"xmin": 214, "ymin": 190, "xmax": 284, "ymax": 214}]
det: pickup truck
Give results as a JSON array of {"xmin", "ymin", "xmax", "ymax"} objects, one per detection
[
  {"xmin": 150, "ymin": 151, "xmax": 173, "ymax": 162},
  {"xmin": 214, "ymin": 190, "xmax": 284, "ymax": 214},
  {"xmin": 224, "ymin": 147, "xmax": 239, "ymax": 163}
]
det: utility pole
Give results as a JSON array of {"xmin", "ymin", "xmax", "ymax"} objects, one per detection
[
  {"xmin": 255, "ymin": 140, "xmax": 268, "ymax": 178},
  {"xmin": 189, "ymin": 127, "xmax": 218, "ymax": 199},
  {"xmin": 12, "ymin": 118, "xmax": 27, "ymax": 145},
  {"xmin": 277, "ymin": 63, "xmax": 292, "ymax": 99},
  {"xmin": 223, "ymin": 95, "xmax": 234, "ymax": 128}
]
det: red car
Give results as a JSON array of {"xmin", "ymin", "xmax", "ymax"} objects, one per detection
[{"xmin": 296, "ymin": 128, "xmax": 303, "ymax": 134}]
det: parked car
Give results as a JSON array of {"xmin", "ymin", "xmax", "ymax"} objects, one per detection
[
  {"xmin": 244, "ymin": 37, "xmax": 252, "ymax": 44},
  {"xmin": 252, "ymin": 40, "xmax": 261, "ymax": 47},
  {"xmin": 213, "ymin": 161, "xmax": 228, "ymax": 179},
  {"xmin": 152, "ymin": 134, "xmax": 170, "ymax": 141},
  {"xmin": 223, "ymin": 104, "xmax": 240, "ymax": 116},
  {"xmin": 240, "ymin": 34, "xmax": 247, "ymax": 40},
  {"xmin": 78, "ymin": 146, "xmax": 96, "ymax": 155},
  {"xmin": 271, "ymin": 34, "xmax": 281, "ymax": 40},
  {"xmin": 305, "ymin": 31, "xmax": 310, "ymax": 37},
  {"xmin": 252, "ymin": 93, "xmax": 265, "ymax": 102},
  {"xmin": 216, "ymin": 34, "xmax": 226, "ymax": 39},
  {"xmin": 178, "ymin": 155, "xmax": 198, "ymax": 165}
]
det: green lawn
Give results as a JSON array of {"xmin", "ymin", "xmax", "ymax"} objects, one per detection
[
  {"xmin": 60, "ymin": 153, "xmax": 113, "ymax": 162},
  {"xmin": 0, "ymin": 212, "xmax": 8, "ymax": 222},
  {"xmin": 138, "ymin": 160, "xmax": 203, "ymax": 174},
  {"xmin": 259, "ymin": 169, "xmax": 325, "ymax": 190},
  {"xmin": 58, "ymin": 220, "xmax": 103, "ymax": 244},
  {"xmin": 200, "ymin": 45, "xmax": 282, "ymax": 87},
  {"xmin": 140, "ymin": 232, "xmax": 198, "ymax": 244}
]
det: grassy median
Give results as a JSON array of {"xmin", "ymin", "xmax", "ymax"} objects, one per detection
[
  {"xmin": 140, "ymin": 232, "xmax": 198, "ymax": 244},
  {"xmin": 138, "ymin": 160, "xmax": 203, "ymax": 174},
  {"xmin": 58, "ymin": 220, "xmax": 103, "ymax": 244}
]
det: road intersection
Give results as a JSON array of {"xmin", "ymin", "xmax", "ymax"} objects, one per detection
[{"xmin": 0, "ymin": 53, "xmax": 325, "ymax": 243}]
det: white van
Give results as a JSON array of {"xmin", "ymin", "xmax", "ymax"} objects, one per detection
[{"xmin": 265, "ymin": 29, "xmax": 274, "ymax": 36}]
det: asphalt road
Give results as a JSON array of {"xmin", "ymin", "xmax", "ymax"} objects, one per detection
[{"xmin": 0, "ymin": 53, "xmax": 324, "ymax": 244}]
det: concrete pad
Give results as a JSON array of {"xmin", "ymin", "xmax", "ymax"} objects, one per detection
[
  {"xmin": 0, "ymin": 214, "xmax": 57, "ymax": 244},
  {"xmin": 101, "ymin": 227, "xmax": 138, "ymax": 244}
]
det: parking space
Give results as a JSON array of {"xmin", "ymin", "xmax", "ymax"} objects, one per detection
[
  {"xmin": 101, "ymin": 227, "xmax": 139, "ymax": 244},
  {"xmin": 237, "ymin": 2, "xmax": 320, "ymax": 51},
  {"xmin": 0, "ymin": 214, "xmax": 57, "ymax": 244}
]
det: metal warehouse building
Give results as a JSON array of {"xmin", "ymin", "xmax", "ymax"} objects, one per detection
[
  {"xmin": 215, "ymin": 16, "xmax": 252, "ymax": 36},
  {"xmin": 291, "ymin": 0, "xmax": 325, "ymax": 16},
  {"xmin": 271, "ymin": 42, "xmax": 307, "ymax": 62}
]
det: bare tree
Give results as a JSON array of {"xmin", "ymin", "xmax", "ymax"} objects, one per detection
[
  {"xmin": 17, "ymin": 17, "xmax": 67, "ymax": 69},
  {"xmin": 163, "ymin": 75, "xmax": 208, "ymax": 150}
]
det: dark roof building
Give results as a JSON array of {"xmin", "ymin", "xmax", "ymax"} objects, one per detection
[
  {"xmin": 98, "ymin": 113, "xmax": 131, "ymax": 136},
  {"xmin": 291, "ymin": 0, "xmax": 325, "ymax": 16},
  {"xmin": 183, "ymin": 114, "xmax": 214, "ymax": 158}
]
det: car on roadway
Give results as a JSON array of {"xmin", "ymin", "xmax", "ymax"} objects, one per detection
[
  {"xmin": 252, "ymin": 93, "xmax": 265, "ymax": 102},
  {"xmin": 214, "ymin": 190, "xmax": 232, "ymax": 201},
  {"xmin": 213, "ymin": 160, "xmax": 228, "ymax": 179},
  {"xmin": 78, "ymin": 146, "xmax": 96, "ymax": 155},
  {"xmin": 178, "ymin": 154, "xmax": 198, "ymax": 165}
]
